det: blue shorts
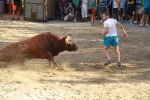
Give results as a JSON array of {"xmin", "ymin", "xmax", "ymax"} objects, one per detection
[
  {"xmin": 103, "ymin": 36, "xmax": 119, "ymax": 47},
  {"xmin": 143, "ymin": 8, "xmax": 150, "ymax": 15},
  {"xmin": 60, "ymin": 6, "xmax": 66, "ymax": 13},
  {"xmin": 100, "ymin": 7, "xmax": 106, "ymax": 14}
]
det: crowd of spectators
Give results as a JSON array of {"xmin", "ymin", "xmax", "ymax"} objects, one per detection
[
  {"xmin": 56, "ymin": 0, "xmax": 150, "ymax": 27},
  {"xmin": 0, "ymin": 0, "xmax": 24, "ymax": 19},
  {"xmin": 0, "ymin": 0, "xmax": 149, "ymax": 27}
]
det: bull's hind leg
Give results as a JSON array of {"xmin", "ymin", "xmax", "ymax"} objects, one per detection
[{"xmin": 0, "ymin": 62, "xmax": 8, "ymax": 68}]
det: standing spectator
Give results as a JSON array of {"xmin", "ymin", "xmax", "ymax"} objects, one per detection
[
  {"xmin": 119, "ymin": 0, "xmax": 126, "ymax": 22},
  {"xmin": 88, "ymin": 0, "xmax": 97, "ymax": 26},
  {"xmin": 6, "ymin": 0, "xmax": 10, "ymax": 13},
  {"xmin": 113, "ymin": 0, "xmax": 126, "ymax": 23},
  {"xmin": 12, "ymin": 0, "xmax": 21, "ymax": 20},
  {"xmin": 139, "ymin": 0, "xmax": 145, "ymax": 19},
  {"xmin": 113, "ymin": 0, "xmax": 119, "ymax": 19},
  {"xmin": 126, "ymin": 0, "xmax": 136, "ymax": 25},
  {"xmin": 21, "ymin": 0, "xmax": 24, "ymax": 15},
  {"xmin": 59, "ymin": 0, "xmax": 67, "ymax": 20},
  {"xmin": 73, "ymin": 0, "xmax": 80, "ymax": 22},
  {"xmin": 81, "ymin": 0, "xmax": 88, "ymax": 22},
  {"xmin": 0, "ymin": 0, "xmax": 2, "ymax": 17},
  {"xmin": 140, "ymin": 0, "xmax": 150, "ymax": 27},
  {"xmin": 99, "ymin": 0, "xmax": 106, "ymax": 22},
  {"xmin": 64, "ymin": 3, "xmax": 74, "ymax": 21},
  {"xmin": 106, "ymin": 0, "xmax": 112, "ymax": 17},
  {"xmin": 55, "ymin": 0, "xmax": 60, "ymax": 18},
  {"xmin": 134, "ymin": 0, "xmax": 144, "ymax": 24},
  {"xmin": 101, "ymin": 12, "xmax": 128, "ymax": 66}
]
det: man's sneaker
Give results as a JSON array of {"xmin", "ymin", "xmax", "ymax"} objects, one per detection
[
  {"xmin": 127, "ymin": 20, "xmax": 131, "ymax": 23},
  {"xmin": 117, "ymin": 62, "xmax": 122, "ymax": 67},
  {"xmin": 104, "ymin": 60, "xmax": 112, "ymax": 65},
  {"xmin": 91, "ymin": 22, "xmax": 94, "ymax": 26},
  {"xmin": 140, "ymin": 23, "xmax": 145, "ymax": 27},
  {"xmin": 121, "ymin": 20, "xmax": 124, "ymax": 23},
  {"xmin": 145, "ymin": 24, "xmax": 149, "ymax": 27},
  {"xmin": 129, "ymin": 22, "xmax": 134, "ymax": 25},
  {"xmin": 61, "ymin": 17, "xmax": 64, "ymax": 21},
  {"xmin": 134, "ymin": 21, "xmax": 138, "ymax": 24},
  {"xmin": 100, "ymin": 20, "xmax": 103, "ymax": 23}
]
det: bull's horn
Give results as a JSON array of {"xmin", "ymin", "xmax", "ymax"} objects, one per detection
[{"xmin": 65, "ymin": 37, "xmax": 73, "ymax": 45}]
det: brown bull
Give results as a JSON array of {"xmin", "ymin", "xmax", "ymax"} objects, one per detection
[{"xmin": 0, "ymin": 32, "xmax": 78, "ymax": 67}]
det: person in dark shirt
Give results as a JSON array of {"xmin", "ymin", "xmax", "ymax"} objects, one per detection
[
  {"xmin": 127, "ymin": 0, "xmax": 136, "ymax": 25},
  {"xmin": 12, "ymin": 0, "xmax": 21, "ymax": 20},
  {"xmin": 59, "ymin": 0, "xmax": 67, "ymax": 20}
]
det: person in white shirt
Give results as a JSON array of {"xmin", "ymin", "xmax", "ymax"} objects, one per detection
[
  {"xmin": 81, "ymin": 0, "xmax": 88, "ymax": 21},
  {"xmin": 113, "ymin": 0, "xmax": 126, "ymax": 23},
  {"xmin": 101, "ymin": 11, "xmax": 128, "ymax": 66}
]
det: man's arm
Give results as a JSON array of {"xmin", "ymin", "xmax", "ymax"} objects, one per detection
[
  {"xmin": 65, "ymin": 7, "xmax": 69, "ymax": 14},
  {"xmin": 128, "ymin": 0, "xmax": 134, "ymax": 4},
  {"xmin": 102, "ymin": 27, "xmax": 108, "ymax": 37},
  {"xmin": 107, "ymin": 0, "xmax": 112, "ymax": 8},
  {"xmin": 117, "ymin": 22, "xmax": 128, "ymax": 37},
  {"xmin": 73, "ymin": 0, "xmax": 77, "ymax": 7}
]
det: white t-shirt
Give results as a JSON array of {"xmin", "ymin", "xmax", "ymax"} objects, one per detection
[
  {"xmin": 114, "ymin": 1, "xmax": 119, "ymax": 8},
  {"xmin": 103, "ymin": 18, "xmax": 118, "ymax": 37},
  {"xmin": 114, "ymin": 0, "xmax": 126, "ymax": 8}
]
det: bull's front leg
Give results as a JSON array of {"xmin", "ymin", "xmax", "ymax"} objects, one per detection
[
  {"xmin": 40, "ymin": 52, "xmax": 58, "ymax": 69},
  {"xmin": 49, "ymin": 57, "xmax": 58, "ymax": 68},
  {"xmin": 44, "ymin": 52, "xmax": 58, "ymax": 68}
]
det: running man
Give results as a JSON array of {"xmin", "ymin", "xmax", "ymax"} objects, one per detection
[{"xmin": 101, "ymin": 12, "xmax": 128, "ymax": 66}]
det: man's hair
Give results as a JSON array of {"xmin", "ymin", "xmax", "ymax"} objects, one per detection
[{"xmin": 102, "ymin": 11, "xmax": 110, "ymax": 17}]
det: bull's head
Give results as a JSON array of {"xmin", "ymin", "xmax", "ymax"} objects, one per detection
[{"xmin": 65, "ymin": 36, "xmax": 78, "ymax": 52}]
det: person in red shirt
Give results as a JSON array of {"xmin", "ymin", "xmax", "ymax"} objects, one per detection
[{"xmin": 59, "ymin": 0, "xmax": 67, "ymax": 20}]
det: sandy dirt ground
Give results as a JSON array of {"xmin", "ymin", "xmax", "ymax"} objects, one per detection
[{"xmin": 0, "ymin": 14, "xmax": 150, "ymax": 100}]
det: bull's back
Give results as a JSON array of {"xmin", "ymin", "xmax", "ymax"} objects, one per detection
[
  {"xmin": 23, "ymin": 32, "xmax": 63, "ymax": 55},
  {"xmin": 0, "ymin": 32, "xmax": 63, "ymax": 62},
  {"xmin": 0, "ymin": 42, "xmax": 27, "ymax": 62}
]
